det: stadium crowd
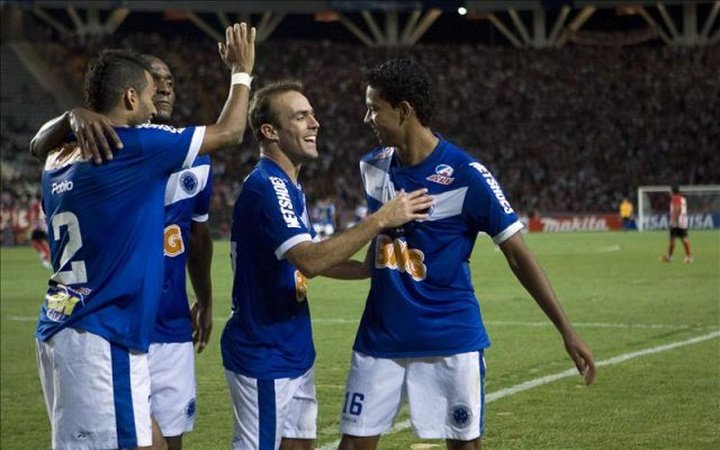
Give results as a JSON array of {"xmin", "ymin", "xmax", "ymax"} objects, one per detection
[{"xmin": 2, "ymin": 30, "xmax": 718, "ymax": 242}]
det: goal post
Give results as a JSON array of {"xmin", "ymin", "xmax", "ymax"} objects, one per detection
[{"xmin": 637, "ymin": 185, "xmax": 720, "ymax": 232}]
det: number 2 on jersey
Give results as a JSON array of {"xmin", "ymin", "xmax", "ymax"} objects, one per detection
[{"xmin": 51, "ymin": 212, "xmax": 88, "ymax": 284}]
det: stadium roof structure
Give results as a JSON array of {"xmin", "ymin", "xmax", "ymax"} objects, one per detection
[{"xmin": 3, "ymin": 0, "xmax": 719, "ymax": 47}]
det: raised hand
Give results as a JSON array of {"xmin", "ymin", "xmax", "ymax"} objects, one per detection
[{"xmin": 218, "ymin": 22, "xmax": 256, "ymax": 75}]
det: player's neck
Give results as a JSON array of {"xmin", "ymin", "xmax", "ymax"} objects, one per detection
[
  {"xmin": 395, "ymin": 127, "xmax": 439, "ymax": 167},
  {"xmin": 260, "ymin": 148, "xmax": 301, "ymax": 183}
]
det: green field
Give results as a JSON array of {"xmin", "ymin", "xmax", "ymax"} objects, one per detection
[{"xmin": 2, "ymin": 231, "xmax": 719, "ymax": 449}]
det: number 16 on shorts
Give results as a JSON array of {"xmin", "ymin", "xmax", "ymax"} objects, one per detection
[{"xmin": 343, "ymin": 392, "xmax": 365, "ymax": 417}]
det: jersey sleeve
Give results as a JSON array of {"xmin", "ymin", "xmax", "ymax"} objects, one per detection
[
  {"xmin": 463, "ymin": 162, "xmax": 523, "ymax": 244},
  {"xmin": 192, "ymin": 159, "xmax": 213, "ymax": 223},
  {"xmin": 254, "ymin": 176, "xmax": 313, "ymax": 260},
  {"xmin": 134, "ymin": 124, "xmax": 205, "ymax": 178}
]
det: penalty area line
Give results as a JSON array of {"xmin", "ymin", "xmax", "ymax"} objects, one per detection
[{"xmin": 317, "ymin": 330, "xmax": 720, "ymax": 450}]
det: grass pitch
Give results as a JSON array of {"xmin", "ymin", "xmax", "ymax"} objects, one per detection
[{"xmin": 1, "ymin": 230, "xmax": 719, "ymax": 449}]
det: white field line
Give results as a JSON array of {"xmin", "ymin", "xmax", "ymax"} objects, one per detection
[
  {"xmin": 4, "ymin": 315, "xmax": 716, "ymax": 331},
  {"xmin": 317, "ymin": 330, "xmax": 720, "ymax": 450}
]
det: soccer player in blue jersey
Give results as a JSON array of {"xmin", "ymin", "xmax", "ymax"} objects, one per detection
[
  {"xmin": 221, "ymin": 81, "xmax": 433, "ymax": 450},
  {"xmin": 33, "ymin": 23, "xmax": 255, "ymax": 450},
  {"xmin": 32, "ymin": 53, "xmax": 215, "ymax": 450},
  {"xmin": 337, "ymin": 57, "xmax": 597, "ymax": 450}
]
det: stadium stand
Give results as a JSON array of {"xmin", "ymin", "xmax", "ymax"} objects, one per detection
[{"xmin": 1, "ymin": 5, "xmax": 718, "ymax": 240}]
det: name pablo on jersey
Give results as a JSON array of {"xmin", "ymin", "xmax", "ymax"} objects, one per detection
[{"xmin": 374, "ymin": 234, "xmax": 427, "ymax": 281}]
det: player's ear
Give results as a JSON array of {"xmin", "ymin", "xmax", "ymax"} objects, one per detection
[
  {"xmin": 397, "ymin": 100, "xmax": 414, "ymax": 124},
  {"xmin": 123, "ymin": 87, "xmax": 139, "ymax": 111},
  {"xmin": 260, "ymin": 123, "xmax": 279, "ymax": 142}
]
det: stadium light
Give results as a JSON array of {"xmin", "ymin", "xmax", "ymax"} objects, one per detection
[{"xmin": 458, "ymin": 6, "xmax": 468, "ymax": 16}]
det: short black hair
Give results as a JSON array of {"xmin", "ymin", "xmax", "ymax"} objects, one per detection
[
  {"xmin": 84, "ymin": 49, "xmax": 150, "ymax": 113},
  {"xmin": 248, "ymin": 80, "xmax": 305, "ymax": 142},
  {"xmin": 364, "ymin": 57, "xmax": 435, "ymax": 126},
  {"xmin": 671, "ymin": 185, "xmax": 680, "ymax": 194}
]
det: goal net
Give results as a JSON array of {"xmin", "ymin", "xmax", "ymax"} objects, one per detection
[{"xmin": 637, "ymin": 185, "xmax": 720, "ymax": 232}]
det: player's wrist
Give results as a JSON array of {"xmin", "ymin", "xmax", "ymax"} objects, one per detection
[{"xmin": 231, "ymin": 72, "xmax": 253, "ymax": 88}]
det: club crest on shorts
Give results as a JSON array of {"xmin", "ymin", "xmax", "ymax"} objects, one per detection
[
  {"xmin": 180, "ymin": 171, "xmax": 199, "ymax": 194},
  {"xmin": 185, "ymin": 398, "xmax": 196, "ymax": 419},
  {"xmin": 450, "ymin": 404, "xmax": 473, "ymax": 428}
]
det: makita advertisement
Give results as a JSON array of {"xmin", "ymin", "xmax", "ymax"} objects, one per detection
[{"xmin": 528, "ymin": 214, "xmax": 719, "ymax": 232}]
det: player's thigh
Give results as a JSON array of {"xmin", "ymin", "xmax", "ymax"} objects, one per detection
[
  {"xmin": 148, "ymin": 342, "xmax": 196, "ymax": 437},
  {"xmin": 225, "ymin": 368, "xmax": 315, "ymax": 450},
  {"xmin": 38, "ymin": 328, "xmax": 152, "ymax": 449},
  {"xmin": 405, "ymin": 350, "xmax": 486, "ymax": 441},
  {"xmin": 282, "ymin": 366, "xmax": 317, "ymax": 440},
  {"xmin": 340, "ymin": 351, "xmax": 406, "ymax": 437}
]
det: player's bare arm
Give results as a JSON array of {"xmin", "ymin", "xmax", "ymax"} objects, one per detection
[
  {"xmin": 499, "ymin": 232, "xmax": 597, "ymax": 386},
  {"xmin": 29, "ymin": 107, "xmax": 122, "ymax": 163},
  {"xmin": 287, "ymin": 189, "xmax": 432, "ymax": 279},
  {"xmin": 320, "ymin": 241, "xmax": 375, "ymax": 280},
  {"xmin": 188, "ymin": 221, "xmax": 213, "ymax": 353},
  {"xmin": 199, "ymin": 23, "xmax": 256, "ymax": 154}
]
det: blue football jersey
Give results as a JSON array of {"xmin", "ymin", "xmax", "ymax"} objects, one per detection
[
  {"xmin": 152, "ymin": 155, "xmax": 213, "ymax": 343},
  {"xmin": 37, "ymin": 124, "xmax": 205, "ymax": 352},
  {"xmin": 354, "ymin": 137, "xmax": 523, "ymax": 358},
  {"xmin": 221, "ymin": 157, "xmax": 316, "ymax": 379}
]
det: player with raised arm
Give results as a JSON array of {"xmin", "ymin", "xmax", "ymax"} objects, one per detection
[
  {"xmin": 661, "ymin": 185, "xmax": 693, "ymax": 263},
  {"xmin": 221, "ymin": 81, "xmax": 432, "ymax": 450},
  {"xmin": 31, "ymin": 53, "xmax": 215, "ymax": 450},
  {"xmin": 34, "ymin": 23, "xmax": 255, "ymax": 450},
  {"xmin": 338, "ymin": 57, "xmax": 596, "ymax": 450}
]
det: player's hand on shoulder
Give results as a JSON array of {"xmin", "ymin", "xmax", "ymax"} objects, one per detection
[
  {"xmin": 218, "ymin": 22, "xmax": 256, "ymax": 75},
  {"xmin": 376, "ymin": 188, "xmax": 433, "ymax": 228},
  {"xmin": 68, "ymin": 108, "xmax": 123, "ymax": 164}
]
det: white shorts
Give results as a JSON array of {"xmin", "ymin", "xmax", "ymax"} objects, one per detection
[
  {"xmin": 148, "ymin": 342, "xmax": 196, "ymax": 437},
  {"xmin": 225, "ymin": 367, "xmax": 317, "ymax": 450},
  {"xmin": 340, "ymin": 350, "xmax": 486, "ymax": 441},
  {"xmin": 36, "ymin": 328, "xmax": 152, "ymax": 449}
]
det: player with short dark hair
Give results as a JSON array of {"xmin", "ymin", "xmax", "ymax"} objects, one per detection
[
  {"xmin": 221, "ymin": 80, "xmax": 432, "ymax": 450},
  {"xmin": 661, "ymin": 185, "xmax": 693, "ymax": 263},
  {"xmin": 338, "ymin": 57, "xmax": 596, "ymax": 450},
  {"xmin": 34, "ymin": 24, "xmax": 255, "ymax": 449}
]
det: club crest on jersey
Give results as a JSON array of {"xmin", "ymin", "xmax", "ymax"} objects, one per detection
[
  {"xmin": 185, "ymin": 398, "xmax": 196, "ymax": 418},
  {"xmin": 450, "ymin": 404, "xmax": 473, "ymax": 429},
  {"xmin": 180, "ymin": 171, "xmax": 199, "ymax": 195},
  {"xmin": 426, "ymin": 164, "xmax": 455, "ymax": 185}
]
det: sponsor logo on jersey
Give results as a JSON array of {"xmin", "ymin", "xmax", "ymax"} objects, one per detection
[
  {"xmin": 375, "ymin": 234, "xmax": 426, "ymax": 281},
  {"xmin": 44, "ymin": 284, "xmax": 86, "ymax": 322},
  {"xmin": 269, "ymin": 176, "xmax": 301, "ymax": 228},
  {"xmin": 51, "ymin": 179, "xmax": 74, "ymax": 195},
  {"xmin": 295, "ymin": 270, "xmax": 308, "ymax": 302},
  {"xmin": 137, "ymin": 123, "xmax": 185, "ymax": 133},
  {"xmin": 469, "ymin": 162, "xmax": 514, "ymax": 214},
  {"xmin": 450, "ymin": 404, "xmax": 473, "ymax": 428},
  {"xmin": 180, "ymin": 170, "xmax": 198, "ymax": 194},
  {"xmin": 164, "ymin": 224, "xmax": 185, "ymax": 256},
  {"xmin": 426, "ymin": 163, "xmax": 455, "ymax": 185}
]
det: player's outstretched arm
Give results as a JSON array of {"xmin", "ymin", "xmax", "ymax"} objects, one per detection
[
  {"xmin": 188, "ymin": 221, "xmax": 213, "ymax": 353},
  {"xmin": 287, "ymin": 189, "xmax": 432, "ymax": 279},
  {"xmin": 199, "ymin": 22, "xmax": 256, "ymax": 155},
  {"xmin": 499, "ymin": 232, "xmax": 597, "ymax": 386},
  {"xmin": 320, "ymin": 242, "xmax": 374, "ymax": 280},
  {"xmin": 29, "ymin": 108, "xmax": 122, "ymax": 163}
]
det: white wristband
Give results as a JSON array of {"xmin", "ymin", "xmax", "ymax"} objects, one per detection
[{"xmin": 231, "ymin": 72, "xmax": 252, "ymax": 88}]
